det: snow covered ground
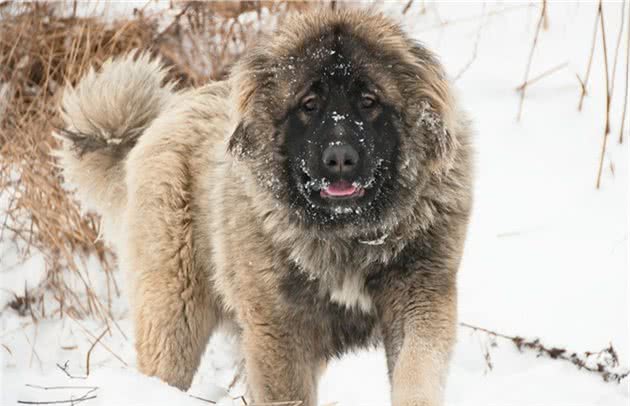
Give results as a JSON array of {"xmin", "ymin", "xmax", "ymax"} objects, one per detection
[{"xmin": 1, "ymin": 2, "xmax": 628, "ymax": 405}]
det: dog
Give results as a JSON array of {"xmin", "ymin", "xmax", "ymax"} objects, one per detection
[{"xmin": 56, "ymin": 8, "xmax": 473, "ymax": 406}]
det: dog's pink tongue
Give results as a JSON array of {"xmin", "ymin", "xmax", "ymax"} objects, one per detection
[{"xmin": 322, "ymin": 180, "xmax": 357, "ymax": 197}]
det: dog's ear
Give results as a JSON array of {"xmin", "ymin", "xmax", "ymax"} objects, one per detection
[
  {"xmin": 227, "ymin": 122, "xmax": 256, "ymax": 159},
  {"xmin": 416, "ymin": 101, "xmax": 458, "ymax": 165},
  {"xmin": 406, "ymin": 43, "xmax": 459, "ymax": 170}
]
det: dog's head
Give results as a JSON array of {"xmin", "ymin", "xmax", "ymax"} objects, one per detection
[{"xmin": 229, "ymin": 9, "xmax": 458, "ymax": 230}]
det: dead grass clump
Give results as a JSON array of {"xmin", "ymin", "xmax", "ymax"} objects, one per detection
[
  {"xmin": 157, "ymin": 1, "xmax": 314, "ymax": 83},
  {"xmin": 0, "ymin": 1, "xmax": 315, "ymax": 323}
]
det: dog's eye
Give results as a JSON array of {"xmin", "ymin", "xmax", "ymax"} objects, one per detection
[
  {"xmin": 301, "ymin": 95, "xmax": 318, "ymax": 112},
  {"xmin": 360, "ymin": 94, "xmax": 377, "ymax": 109}
]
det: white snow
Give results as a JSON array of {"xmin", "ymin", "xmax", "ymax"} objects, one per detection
[
  {"xmin": 331, "ymin": 111, "xmax": 348, "ymax": 122},
  {"xmin": 1, "ymin": 2, "xmax": 628, "ymax": 406},
  {"xmin": 359, "ymin": 233, "xmax": 389, "ymax": 246}
]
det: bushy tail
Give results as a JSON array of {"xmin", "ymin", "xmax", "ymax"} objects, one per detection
[{"xmin": 54, "ymin": 52, "xmax": 174, "ymax": 239}]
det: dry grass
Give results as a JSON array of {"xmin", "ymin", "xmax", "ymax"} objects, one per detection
[{"xmin": 0, "ymin": 1, "xmax": 315, "ymax": 323}]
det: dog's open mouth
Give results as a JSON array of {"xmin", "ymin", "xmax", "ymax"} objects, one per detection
[{"xmin": 320, "ymin": 180, "xmax": 365, "ymax": 200}]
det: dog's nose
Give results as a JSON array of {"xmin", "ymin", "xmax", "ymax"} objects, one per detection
[{"xmin": 322, "ymin": 144, "xmax": 359, "ymax": 174}]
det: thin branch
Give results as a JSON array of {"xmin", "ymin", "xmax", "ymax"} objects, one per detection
[
  {"xmin": 453, "ymin": 4, "xmax": 486, "ymax": 82},
  {"xmin": 402, "ymin": 0, "xmax": 414, "ymax": 15},
  {"xmin": 85, "ymin": 327, "xmax": 109, "ymax": 376},
  {"xmin": 596, "ymin": 0, "xmax": 611, "ymax": 189},
  {"xmin": 620, "ymin": 4, "xmax": 630, "ymax": 143},
  {"xmin": 609, "ymin": 0, "xmax": 626, "ymax": 98},
  {"xmin": 418, "ymin": 3, "xmax": 533, "ymax": 32},
  {"xmin": 18, "ymin": 388, "xmax": 97, "ymax": 405},
  {"xmin": 578, "ymin": 4, "xmax": 601, "ymax": 111},
  {"xmin": 153, "ymin": 3, "xmax": 192, "ymax": 43},
  {"xmin": 189, "ymin": 394, "xmax": 217, "ymax": 404},
  {"xmin": 229, "ymin": 359, "xmax": 245, "ymax": 391},
  {"xmin": 23, "ymin": 327, "xmax": 42, "ymax": 369},
  {"xmin": 17, "ymin": 397, "xmax": 97, "ymax": 405},
  {"xmin": 515, "ymin": 62, "xmax": 568, "ymax": 91},
  {"xmin": 2, "ymin": 343, "xmax": 12, "ymax": 355},
  {"xmin": 68, "ymin": 316, "xmax": 128, "ymax": 367},
  {"xmin": 56, "ymin": 361, "xmax": 87, "ymax": 380},
  {"xmin": 576, "ymin": 73, "xmax": 587, "ymax": 100},
  {"xmin": 25, "ymin": 385, "xmax": 99, "ymax": 391},
  {"xmin": 517, "ymin": 0, "xmax": 547, "ymax": 121},
  {"xmin": 460, "ymin": 322, "xmax": 630, "ymax": 383}
]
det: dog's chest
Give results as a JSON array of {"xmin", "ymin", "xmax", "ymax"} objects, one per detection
[
  {"xmin": 282, "ymin": 258, "xmax": 375, "ymax": 313},
  {"xmin": 284, "ymin": 238, "xmax": 395, "ymax": 313},
  {"xmin": 328, "ymin": 272, "xmax": 373, "ymax": 313},
  {"xmin": 279, "ymin": 266, "xmax": 378, "ymax": 354}
]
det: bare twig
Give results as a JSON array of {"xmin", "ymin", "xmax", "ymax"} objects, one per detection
[
  {"xmin": 17, "ymin": 397, "xmax": 96, "ymax": 405},
  {"xmin": 25, "ymin": 385, "xmax": 98, "ymax": 391},
  {"xmin": 19, "ymin": 386, "xmax": 97, "ymax": 405},
  {"xmin": 227, "ymin": 358, "xmax": 246, "ymax": 391},
  {"xmin": 578, "ymin": 4, "xmax": 601, "ymax": 111},
  {"xmin": 620, "ymin": 3, "xmax": 630, "ymax": 143},
  {"xmin": 517, "ymin": 0, "xmax": 547, "ymax": 121},
  {"xmin": 460, "ymin": 322, "xmax": 630, "ymax": 383},
  {"xmin": 2, "ymin": 343, "xmax": 12, "ymax": 355},
  {"xmin": 418, "ymin": 3, "xmax": 533, "ymax": 32},
  {"xmin": 402, "ymin": 0, "xmax": 414, "ymax": 15},
  {"xmin": 515, "ymin": 62, "xmax": 568, "ymax": 91},
  {"xmin": 453, "ymin": 4, "xmax": 486, "ymax": 82},
  {"xmin": 154, "ymin": 3, "xmax": 192, "ymax": 42},
  {"xmin": 56, "ymin": 361, "xmax": 87, "ymax": 380},
  {"xmin": 85, "ymin": 327, "xmax": 109, "ymax": 376},
  {"xmin": 68, "ymin": 316, "xmax": 128, "ymax": 367},
  {"xmin": 189, "ymin": 394, "xmax": 217, "ymax": 404},
  {"xmin": 23, "ymin": 326, "xmax": 42, "ymax": 369},
  {"xmin": 596, "ymin": 0, "xmax": 611, "ymax": 189},
  {"xmin": 576, "ymin": 73, "xmax": 587, "ymax": 100},
  {"xmin": 609, "ymin": 0, "xmax": 626, "ymax": 98}
]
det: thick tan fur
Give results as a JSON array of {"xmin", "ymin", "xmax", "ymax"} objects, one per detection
[{"xmin": 56, "ymin": 9, "xmax": 473, "ymax": 406}]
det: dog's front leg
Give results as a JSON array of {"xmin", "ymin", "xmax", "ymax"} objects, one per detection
[
  {"xmin": 378, "ymin": 268, "xmax": 458, "ymax": 406},
  {"xmin": 241, "ymin": 311, "xmax": 319, "ymax": 406}
]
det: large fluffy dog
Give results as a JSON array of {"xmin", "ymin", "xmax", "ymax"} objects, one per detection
[{"xmin": 56, "ymin": 8, "xmax": 472, "ymax": 406}]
